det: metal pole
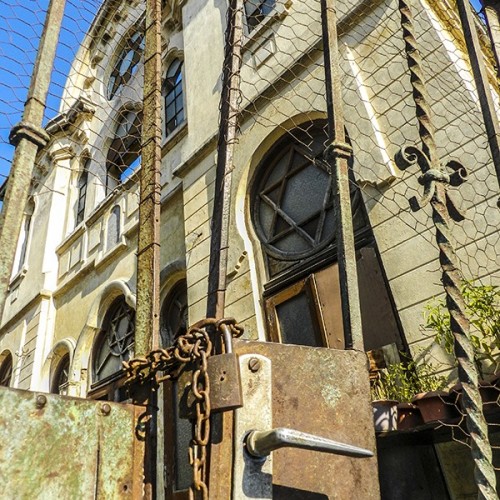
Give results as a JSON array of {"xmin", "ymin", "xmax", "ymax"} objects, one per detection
[
  {"xmin": 206, "ymin": 0, "xmax": 244, "ymax": 320},
  {"xmin": 397, "ymin": 2, "xmax": 497, "ymax": 497},
  {"xmin": 321, "ymin": 0, "xmax": 364, "ymax": 351},
  {"xmin": 205, "ymin": 0, "xmax": 244, "ymax": 497},
  {"xmin": 0, "ymin": 0, "xmax": 66, "ymax": 322},
  {"xmin": 456, "ymin": 0, "xmax": 500, "ymax": 192},
  {"xmin": 482, "ymin": 0, "xmax": 500, "ymax": 78},
  {"xmin": 133, "ymin": 1, "xmax": 162, "ymax": 498},
  {"xmin": 136, "ymin": 0, "xmax": 162, "ymax": 357}
]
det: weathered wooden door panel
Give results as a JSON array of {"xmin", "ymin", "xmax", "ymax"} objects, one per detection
[{"xmin": 0, "ymin": 386, "xmax": 144, "ymax": 499}]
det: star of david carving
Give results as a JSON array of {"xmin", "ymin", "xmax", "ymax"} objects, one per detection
[
  {"xmin": 258, "ymin": 145, "xmax": 335, "ymax": 258},
  {"xmin": 108, "ymin": 304, "xmax": 135, "ymax": 357}
]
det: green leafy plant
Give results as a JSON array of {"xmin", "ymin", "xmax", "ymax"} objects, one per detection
[
  {"xmin": 425, "ymin": 282, "xmax": 500, "ymax": 378},
  {"xmin": 371, "ymin": 358, "xmax": 447, "ymax": 403}
]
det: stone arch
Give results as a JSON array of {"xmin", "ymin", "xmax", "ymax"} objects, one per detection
[
  {"xmin": 159, "ymin": 259, "xmax": 186, "ymax": 306},
  {"xmin": 71, "ymin": 279, "xmax": 136, "ymax": 397},
  {"xmin": 39, "ymin": 338, "xmax": 76, "ymax": 394},
  {"xmin": 0, "ymin": 349, "xmax": 14, "ymax": 387},
  {"xmin": 159, "ymin": 261, "xmax": 188, "ymax": 347},
  {"xmin": 232, "ymin": 113, "xmax": 328, "ymax": 339}
]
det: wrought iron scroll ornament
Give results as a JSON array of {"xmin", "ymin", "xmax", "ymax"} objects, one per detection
[
  {"xmin": 124, "ymin": 317, "xmax": 243, "ymax": 500},
  {"xmin": 397, "ymin": 0, "xmax": 497, "ymax": 497},
  {"xmin": 395, "ymin": 146, "xmax": 468, "ymax": 218}
]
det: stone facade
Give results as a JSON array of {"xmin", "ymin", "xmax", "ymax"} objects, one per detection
[{"xmin": 0, "ymin": 0, "xmax": 498, "ymax": 495}]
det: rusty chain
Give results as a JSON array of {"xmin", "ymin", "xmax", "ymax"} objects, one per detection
[{"xmin": 123, "ymin": 317, "xmax": 243, "ymax": 499}]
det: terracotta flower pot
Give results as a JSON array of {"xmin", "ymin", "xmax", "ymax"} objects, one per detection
[
  {"xmin": 411, "ymin": 391, "xmax": 460, "ymax": 424},
  {"xmin": 397, "ymin": 402, "xmax": 423, "ymax": 430},
  {"xmin": 372, "ymin": 400, "xmax": 398, "ymax": 432},
  {"xmin": 479, "ymin": 375, "xmax": 500, "ymax": 415}
]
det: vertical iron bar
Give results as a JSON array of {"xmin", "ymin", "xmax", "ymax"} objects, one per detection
[
  {"xmin": 321, "ymin": 0, "xmax": 364, "ymax": 351},
  {"xmin": 482, "ymin": 0, "xmax": 500, "ymax": 78},
  {"xmin": 205, "ymin": 0, "xmax": 244, "ymax": 497},
  {"xmin": 206, "ymin": 0, "xmax": 244, "ymax": 320},
  {"xmin": 456, "ymin": 0, "xmax": 500, "ymax": 192},
  {"xmin": 399, "ymin": 2, "xmax": 497, "ymax": 497},
  {"xmin": 134, "ymin": 1, "xmax": 162, "ymax": 498},
  {"xmin": 0, "ymin": 0, "xmax": 66, "ymax": 321},
  {"xmin": 136, "ymin": 0, "xmax": 162, "ymax": 357}
]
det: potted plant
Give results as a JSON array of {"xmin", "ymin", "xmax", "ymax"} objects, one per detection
[
  {"xmin": 425, "ymin": 281, "xmax": 500, "ymax": 412},
  {"xmin": 371, "ymin": 372, "xmax": 399, "ymax": 432},
  {"xmin": 371, "ymin": 356, "xmax": 450, "ymax": 430},
  {"xmin": 409, "ymin": 362, "xmax": 458, "ymax": 424}
]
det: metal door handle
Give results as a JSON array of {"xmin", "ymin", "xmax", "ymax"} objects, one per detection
[{"xmin": 245, "ymin": 428, "xmax": 373, "ymax": 459}]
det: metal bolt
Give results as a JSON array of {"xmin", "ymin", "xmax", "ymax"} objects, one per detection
[
  {"xmin": 248, "ymin": 357, "xmax": 261, "ymax": 373},
  {"xmin": 100, "ymin": 403, "xmax": 111, "ymax": 416},
  {"xmin": 35, "ymin": 394, "xmax": 47, "ymax": 408}
]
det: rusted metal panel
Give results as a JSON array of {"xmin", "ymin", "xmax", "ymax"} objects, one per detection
[
  {"xmin": 234, "ymin": 340, "xmax": 380, "ymax": 499},
  {"xmin": 0, "ymin": 387, "xmax": 144, "ymax": 499}
]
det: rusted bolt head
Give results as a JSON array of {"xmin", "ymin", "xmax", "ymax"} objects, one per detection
[
  {"xmin": 100, "ymin": 403, "xmax": 111, "ymax": 416},
  {"xmin": 35, "ymin": 394, "xmax": 47, "ymax": 408},
  {"xmin": 248, "ymin": 357, "xmax": 261, "ymax": 373}
]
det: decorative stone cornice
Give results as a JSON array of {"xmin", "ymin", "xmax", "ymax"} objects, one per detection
[
  {"xmin": 45, "ymin": 95, "xmax": 96, "ymax": 142},
  {"xmin": 49, "ymin": 145, "xmax": 75, "ymax": 163},
  {"xmin": 163, "ymin": 0, "xmax": 187, "ymax": 29}
]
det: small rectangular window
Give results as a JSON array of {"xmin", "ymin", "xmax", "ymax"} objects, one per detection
[
  {"xmin": 245, "ymin": 0, "xmax": 276, "ymax": 31},
  {"xmin": 76, "ymin": 169, "xmax": 88, "ymax": 226}
]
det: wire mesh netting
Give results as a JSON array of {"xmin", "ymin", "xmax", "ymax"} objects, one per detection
[
  {"xmin": 222, "ymin": 0, "xmax": 500, "ymax": 488},
  {"xmin": 0, "ymin": 0, "xmax": 499, "ymax": 495}
]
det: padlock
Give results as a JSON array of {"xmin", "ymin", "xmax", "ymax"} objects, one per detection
[
  {"xmin": 207, "ymin": 323, "xmax": 244, "ymax": 413},
  {"xmin": 177, "ymin": 324, "xmax": 243, "ymax": 419}
]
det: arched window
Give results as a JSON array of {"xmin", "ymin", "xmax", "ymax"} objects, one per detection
[
  {"xmin": 0, "ymin": 351, "xmax": 13, "ymax": 387},
  {"xmin": 106, "ymin": 206, "xmax": 121, "ymax": 250},
  {"xmin": 252, "ymin": 123, "xmax": 402, "ymax": 352},
  {"xmin": 107, "ymin": 30, "xmax": 144, "ymax": 100},
  {"xmin": 90, "ymin": 296, "xmax": 135, "ymax": 401},
  {"xmin": 160, "ymin": 279, "xmax": 188, "ymax": 347},
  {"xmin": 160, "ymin": 279, "xmax": 192, "ymax": 495},
  {"xmin": 163, "ymin": 59, "xmax": 184, "ymax": 137},
  {"xmin": 106, "ymin": 110, "xmax": 142, "ymax": 193},
  {"xmin": 76, "ymin": 160, "xmax": 89, "ymax": 226},
  {"xmin": 51, "ymin": 352, "xmax": 70, "ymax": 395},
  {"xmin": 14, "ymin": 198, "xmax": 35, "ymax": 275}
]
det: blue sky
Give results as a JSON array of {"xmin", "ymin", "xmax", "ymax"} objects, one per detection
[
  {"xmin": 0, "ymin": 0, "xmax": 486, "ymax": 182},
  {"xmin": 0, "ymin": 0, "xmax": 100, "ymax": 181}
]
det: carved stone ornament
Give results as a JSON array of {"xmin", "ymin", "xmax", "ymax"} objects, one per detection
[
  {"xmin": 45, "ymin": 95, "xmax": 95, "ymax": 144},
  {"xmin": 164, "ymin": 0, "xmax": 187, "ymax": 29}
]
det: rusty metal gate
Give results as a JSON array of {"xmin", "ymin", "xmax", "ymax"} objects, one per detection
[
  {"xmin": 0, "ymin": 386, "xmax": 145, "ymax": 498},
  {"xmin": 231, "ymin": 340, "xmax": 379, "ymax": 498}
]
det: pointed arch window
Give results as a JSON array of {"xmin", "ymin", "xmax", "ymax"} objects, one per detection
[
  {"xmin": 91, "ymin": 297, "xmax": 135, "ymax": 400},
  {"xmin": 106, "ymin": 205, "xmax": 121, "ymax": 252},
  {"xmin": 51, "ymin": 352, "xmax": 70, "ymax": 395},
  {"xmin": 76, "ymin": 160, "xmax": 89, "ymax": 226},
  {"xmin": 107, "ymin": 30, "xmax": 144, "ymax": 100},
  {"xmin": 252, "ymin": 123, "xmax": 403, "ymax": 352},
  {"xmin": 106, "ymin": 110, "xmax": 142, "ymax": 192},
  {"xmin": 14, "ymin": 198, "xmax": 35, "ymax": 275},
  {"xmin": 160, "ymin": 279, "xmax": 188, "ymax": 348},
  {"xmin": 163, "ymin": 59, "xmax": 185, "ymax": 137},
  {"xmin": 0, "ymin": 351, "xmax": 13, "ymax": 387}
]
